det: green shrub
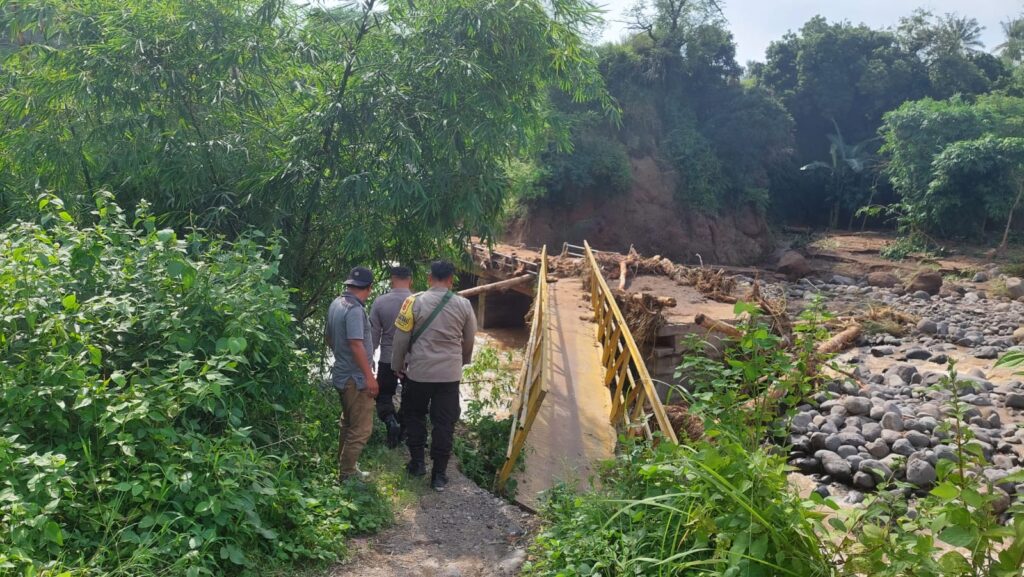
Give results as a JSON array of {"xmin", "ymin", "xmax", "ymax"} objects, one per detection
[
  {"xmin": 542, "ymin": 129, "xmax": 633, "ymax": 204},
  {"xmin": 0, "ymin": 194, "xmax": 382, "ymax": 575}
]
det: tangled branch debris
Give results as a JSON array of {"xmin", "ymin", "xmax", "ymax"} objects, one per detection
[
  {"xmin": 549, "ymin": 248, "xmax": 738, "ymax": 303},
  {"xmin": 664, "ymin": 403, "xmax": 705, "ymax": 442},
  {"xmin": 612, "ymin": 290, "xmax": 673, "ymax": 352},
  {"xmin": 856, "ymin": 305, "xmax": 918, "ymax": 337}
]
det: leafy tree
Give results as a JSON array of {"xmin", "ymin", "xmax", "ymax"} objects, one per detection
[
  {"xmin": 753, "ymin": 17, "xmax": 925, "ymax": 225},
  {"xmin": 880, "ymin": 94, "xmax": 1024, "ymax": 240},
  {"xmin": 997, "ymin": 15, "xmax": 1024, "ymax": 66},
  {"xmin": 537, "ymin": 0, "xmax": 792, "ymax": 213},
  {"xmin": 928, "ymin": 135, "xmax": 1024, "ymax": 252},
  {"xmin": 896, "ymin": 9, "xmax": 1009, "ymax": 99},
  {"xmin": 0, "ymin": 0, "xmax": 612, "ymax": 320}
]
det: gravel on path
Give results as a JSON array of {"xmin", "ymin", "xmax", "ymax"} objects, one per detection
[{"xmin": 330, "ymin": 459, "xmax": 534, "ymax": 577}]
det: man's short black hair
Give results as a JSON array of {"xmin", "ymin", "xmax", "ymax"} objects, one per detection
[
  {"xmin": 430, "ymin": 260, "xmax": 455, "ymax": 281},
  {"xmin": 390, "ymin": 265, "xmax": 412, "ymax": 279}
]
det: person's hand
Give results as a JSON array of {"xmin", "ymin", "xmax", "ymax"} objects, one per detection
[
  {"xmin": 364, "ymin": 375, "xmax": 379, "ymax": 398},
  {"xmin": 396, "ymin": 371, "xmax": 406, "ymax": 380}
]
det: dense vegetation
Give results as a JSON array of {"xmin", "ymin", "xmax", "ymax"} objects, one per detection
[
  {"xmin": 4, "ymin": 0, "xmax": 1024, "ymax": 575},
  {"xmin": 531, "ymin": 1, "xmax": 1024, "ymax": 251},
  {"xmin": 539, "ymin": 0, "xmax": 793, "ymax": 211},
  {"xmin": 0, "ymin": 195, "xmax": 401, "ymax": 575},
  {"xmin": 0, "ymin": 0, "xmax": 610, "ymax": 574}
]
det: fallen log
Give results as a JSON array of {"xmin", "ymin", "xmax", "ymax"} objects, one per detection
[
  {"xmin": 458, "ymin": 274, "xmax": 535, "ymax": 298},
  {"xmin": 816, "ymin": 324, "xmax": 862, "ymax": 355},
  {"xmin": 694, "ymin": 313, "xmax": 743, "ymax": 339}
]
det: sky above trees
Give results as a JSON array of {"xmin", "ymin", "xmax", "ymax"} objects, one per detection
[{"xmin": 596, "ymin": 0, "xmax": 1017, "ymax": 63}]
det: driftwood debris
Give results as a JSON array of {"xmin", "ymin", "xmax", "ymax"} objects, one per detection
[
  {"xmin": 622, "ymin": 292, "xmax": 676, "ymax": 308},
  {"xmin": 817, "ymin": 324, "xmax": 862, "ymax": 355},
  {"xmin": 694, "ymin": 313, "xmax": 743, "ymax": 339},
  {"xmin": 458, "ymin": 274, "xmax": 535, "ymax": 298}
]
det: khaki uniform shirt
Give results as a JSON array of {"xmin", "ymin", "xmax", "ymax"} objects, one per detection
[{"xmin": 391, "ymin": 286, "xmax": 476, "ymax": 383}]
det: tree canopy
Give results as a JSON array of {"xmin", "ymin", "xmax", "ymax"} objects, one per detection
[
  {"xmin": 881, "ymin": 94, "xmax": 1024, "ymax": 238},
  {"xmin": 537, "ymin": 0, "xmax": 793, "ymax": 213},
  {"xmin": 753, "ymin": 11, "xmax": 1013, "ymax": 228},
  {"xmin": 0, "ymin": 0, "xmax": 612, "ymax": 318}
]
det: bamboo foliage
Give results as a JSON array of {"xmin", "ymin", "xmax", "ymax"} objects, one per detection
[{"xmin": 0, "ymin": 0, "xmax": 614, "ymax": 319}]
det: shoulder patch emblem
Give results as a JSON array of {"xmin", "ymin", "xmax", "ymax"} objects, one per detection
[{"xmin": 395, "ymin": 294, "xmax": 416, "ymax": 332}]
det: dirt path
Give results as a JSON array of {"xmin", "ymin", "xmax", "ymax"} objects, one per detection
[{"xmin": 329, "ymin": 461, "xmax": 535, "ymax": 577}]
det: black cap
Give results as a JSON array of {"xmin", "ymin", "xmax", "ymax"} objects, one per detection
[
  {"xmin": 390, "ymin": 265, "xmax": 412, "ymax": 279},
  {"xmin": 343, "ymin": 266, "xmax": 374, "ymax": 288}
]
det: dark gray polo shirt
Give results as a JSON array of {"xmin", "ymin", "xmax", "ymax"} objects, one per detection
[
  {"xmin": 326, "ymin": 292, "xmax": 373, "ymax": 390},
  {"xmin": 370, "ymin": 287, "xmax": 412, "ymax": 364}
]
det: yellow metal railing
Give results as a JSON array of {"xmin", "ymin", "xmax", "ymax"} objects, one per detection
[
  {"xmin": 496, "ymin": 246, "xmax": 549, "ymax": 493},
  {"xmin": 584, "ymin": 241, "xmax": 679, "ymax": 444}
]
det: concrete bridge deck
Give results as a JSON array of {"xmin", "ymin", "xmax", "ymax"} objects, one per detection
[{"xmin": 510, "ymin": 277, "xmax": 616, "ymax": 509}]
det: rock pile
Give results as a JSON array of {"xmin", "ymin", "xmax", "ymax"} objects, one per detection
[{"xmin": 782, "ymin": 272, "xmax": 1024, "ymax": 507}]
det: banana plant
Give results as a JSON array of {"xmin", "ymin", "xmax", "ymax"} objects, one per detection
[{"xmin": 801, "ymin": 119, "xmax": 878, "ymax": 229}]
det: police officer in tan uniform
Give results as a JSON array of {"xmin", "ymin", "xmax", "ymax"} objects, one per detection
[{"xmin": 391, "ymin": 261, "xmax": 476, "ymax": 491}]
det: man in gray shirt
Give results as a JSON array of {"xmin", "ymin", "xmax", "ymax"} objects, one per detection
[
  {"xmin": 325, "ymin": 266, "xmax": 378, "ymax": 481},
  {"xmin": 369, "ymin": 265, "xmax": 413, "ymax": 448},
  {"xmin": 392, "ymin": 261, "xmax": 476, "ymax": 491}
]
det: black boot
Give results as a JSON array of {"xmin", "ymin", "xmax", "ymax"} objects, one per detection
[
  {"xmin": 430, "ymin": 469, "xmax": 449, "ymax": 492},
  {"xmin": 406, "ymin": 460, "xmax": 426, "ymax": 477},
  {"xmin": 385, "ymin": 415, "xmax": 401, "ymax": 449},
  {"xmin": 406, "ymin": 446, "xmax": 426, "ymax": 477},
  {"xmin": 430, "ymin": 460, "xmax": 449, "ymax": 492}
]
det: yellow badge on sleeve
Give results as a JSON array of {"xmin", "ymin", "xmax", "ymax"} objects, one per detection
[{"xmin": 394, "ymin": 295, "xmax": 416, "ymax": 332}]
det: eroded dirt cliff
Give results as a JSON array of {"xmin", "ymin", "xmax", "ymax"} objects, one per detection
[{"xmin": 509, "ymin": 156, "xmax": 773, "ymax": 265}]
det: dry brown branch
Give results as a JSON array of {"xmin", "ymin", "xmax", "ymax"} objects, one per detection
[
  {"xmin": 664, "ymin": 403, "xmax": 704, "ymax": 441},
  {"xmin": 694, "ymin": 313, "xmax": 743, "ymax": 339}
]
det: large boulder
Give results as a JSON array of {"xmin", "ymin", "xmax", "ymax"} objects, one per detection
[
  {"xmin": 867, "ymin": 271, "xmax": 900, "ymax": 288},
  {"xmin": 1004, "ymin": 277, "xmax": 1024, "ymax": 299},
  {"xmin": 777, "ymin": 251, "xmax": 812, "ymax": 279},
  {"xmin": 906, "ymin": 271, "xmax": 943, "ymax": 295},
  {"xmin": 1012, "ymin": 326, "xmax": 1024, "ymax": 344},
  {"xmin": 906, "ymin": 456, "xmax": 937, "ymax": 487}
]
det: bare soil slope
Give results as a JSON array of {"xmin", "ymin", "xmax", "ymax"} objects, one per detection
[{"xmin": 510, "ymin": 156, "xmax": 773, "ymax": 265}]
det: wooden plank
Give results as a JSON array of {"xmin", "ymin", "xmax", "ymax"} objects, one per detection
[
  {"xmin": 497, "ymin": 246, "xmax": 549, "ymax": 494},
  {"xmin": 458, "ymin": 274, "xmax": 535, "ymax": 298}
]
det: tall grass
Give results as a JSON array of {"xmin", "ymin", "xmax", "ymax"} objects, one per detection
[{"xmin": 524, "ymin": 431, "xmax": 832, "ymax": 577}]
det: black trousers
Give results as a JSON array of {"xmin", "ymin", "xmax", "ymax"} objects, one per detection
[
  {"xmin": 376, "ymin": 361, "xmax": 401, "ymax": 422},
  {"xmin": 403, "ymin": 379, "xmax": 460, "ymax": 471}
]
